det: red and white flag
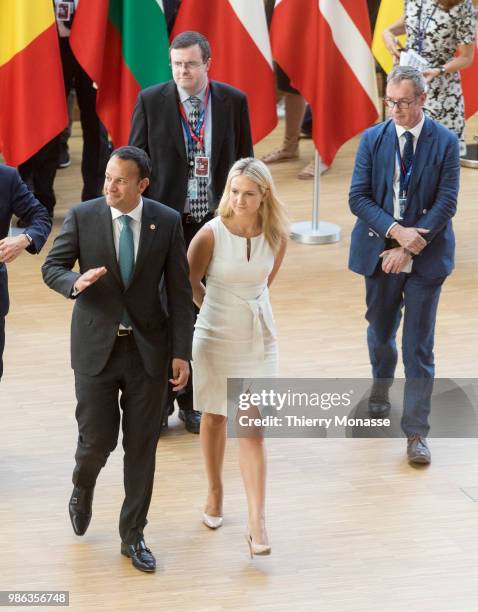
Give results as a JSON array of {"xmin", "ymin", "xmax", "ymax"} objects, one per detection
[
  {"xmin": 171, "ymin": 0, "xmax": 277, "ymax": 144},
  {"xmin": 271, "ymin": 0, "xmax": 379, "ymax": 166}
]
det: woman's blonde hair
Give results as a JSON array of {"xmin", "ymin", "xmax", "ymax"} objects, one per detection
[{"xmin": 217, "ymin": 158, "xmax": 289, "ymax": 253}]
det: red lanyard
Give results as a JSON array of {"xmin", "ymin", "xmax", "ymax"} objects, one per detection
[{"xmin": 179, "ymin": 84, "xmax": 210, "ymax": 152}]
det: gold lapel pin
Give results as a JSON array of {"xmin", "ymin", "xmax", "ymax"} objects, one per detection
[{"xmin": 150, "ymin": 224, "xmax": 156, "ymax": 230}]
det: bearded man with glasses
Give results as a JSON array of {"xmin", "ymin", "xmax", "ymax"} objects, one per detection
[{"xmin": 348, "ymin": 66, "xmax": 460, "ymax": 465}]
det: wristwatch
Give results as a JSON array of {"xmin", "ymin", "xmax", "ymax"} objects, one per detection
[
  {"xmin": 439, "ymin": 66, "xmax": 446, "ymax": 75},
  {"xmin": 23, "ymin": 232, "xmax": 33, "ymax": 245}
]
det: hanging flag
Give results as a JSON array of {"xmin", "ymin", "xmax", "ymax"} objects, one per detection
[
  {"xmin": 70, "ymin": 0, "xmax": 172, "ymax": 147},
  {"xmin": 460, "ymin": 39, "xmax": 478, "ymax": 120},
  {"xmin": 371, "ymin": 0, "xmax": 405, "ymax": 74},
  {"xmin": 171, "ymin": 0, "xmax": 277, "ymax": 144},
  {"xmin": 0, "ymin": 0, "xmax": 67, "ymax": 167},
  {"xmin": 271, "ymin": 0, "xmax": 379, "ymax": 167}
]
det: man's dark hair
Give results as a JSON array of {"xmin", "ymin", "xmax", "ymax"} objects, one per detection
[
  {"xmin": 110, "ymin": 146, "xmax": 152, "ymax": 180},
  {"xmin": 170, "ymin": 31, "xmax": 211, "ymax": 62}
]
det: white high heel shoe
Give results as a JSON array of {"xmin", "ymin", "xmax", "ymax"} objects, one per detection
[
  {"xmin": 245, "ymin": 532, "xmax": 271, "ymax": 558},
  {"xmin": 202, "ymin": 513, "xmax": 223, "ymax": 529}
]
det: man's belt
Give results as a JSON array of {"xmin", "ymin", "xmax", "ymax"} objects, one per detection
[{"xmin": 117, "ymin": 328, "xmax": 133, "ymax": 337}]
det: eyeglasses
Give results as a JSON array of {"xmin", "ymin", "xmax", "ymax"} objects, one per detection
[
  {"xmin": 383, "ymin": 97, "xmax": 418, "ymax": 109},
  {"xmin": 171, "ymin": 61, "xmax": 205, "ymax": 70}
]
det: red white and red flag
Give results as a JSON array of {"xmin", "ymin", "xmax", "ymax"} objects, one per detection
[
  {"xmin": 171, "ymin": 0, "xmax": 277, "ymax": 144},
  {"xmin": 271, "ymin": 0, "xmax": 379, "ymax": 166}
]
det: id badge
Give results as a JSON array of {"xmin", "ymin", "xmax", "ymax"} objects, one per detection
[
  {"xmin": 56, "ymin": 1, "xmax": 74, "ymax": 20},
  {"xmin": 194, "ymin": 156, "xmax": 210, "ymax": 178},
  {"xmin": 399, "ymin": 197, "xmax": 407, "ymax": 218},
  {"xmin": 188, "ymin": 178, "xmax": 198, "ymax": 200}
]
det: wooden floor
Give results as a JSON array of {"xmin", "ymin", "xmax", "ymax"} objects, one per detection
[{"xmin": 1, "ymin": 117, "xmax": 478, "ymax": 611}]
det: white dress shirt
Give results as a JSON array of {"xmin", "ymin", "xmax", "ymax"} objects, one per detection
[
  {"xmin": 110, "ymin": 198, "xmax": 143, "ymax": 263},
  {"xmin": 391, "ymin": 112, "xmax": 425, "ymax": 223},
  {"xmin": 385, "ymin": 113, "xmax": 425, "ymax": 273}
]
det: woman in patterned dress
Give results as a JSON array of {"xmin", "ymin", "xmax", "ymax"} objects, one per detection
[{"xmin": 382, "ymin": 0, "xmax": 476, "ymax": 155}]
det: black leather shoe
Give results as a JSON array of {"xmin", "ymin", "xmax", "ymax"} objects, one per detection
[
  {"xmin": 178, "ymin": 408, "xmax": 201, "ymax": 434},
  {"xmin": 121, "ymin": 539, "xmax": 156, "ymax": 572},
  {"xmin": 160, "ymin": 409, "xmax": 169, "ymax": 433},
  {"xmin": 407, "ymin": 434, "xmax": 431, "ymax": 465},
  {"xmin": 368, "ymin": 383, "xmax": 391, "ymax": 418},
  {"xmin": 69, "ymin": 486, "xmax": 94, "ymax": 535},
  {"xmin": 160, "ymin": 401, "xmax": 176, "ymax": 433}
]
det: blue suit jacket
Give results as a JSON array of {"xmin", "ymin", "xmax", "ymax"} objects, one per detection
[
  {"xmin": 0, "ymin": 165, "xmax": 52, "ymax": 317},
  {"xmin": 348, "ymin": 117, "xmax": 460, "ymax": 279}
]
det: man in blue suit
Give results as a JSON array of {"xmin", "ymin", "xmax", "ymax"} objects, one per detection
[
  {"xmin": 0, "ymin": 165, "xmax": 52, "ymax": 381},
  {"xmin": 349, "ymin": 66, "xmax": 460, "ymax": 465}
]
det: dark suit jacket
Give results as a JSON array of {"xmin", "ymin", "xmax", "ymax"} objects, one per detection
[
  {"xmin": 348, "ymin": 117, "xmax": 460, "ymax": 279},
  {"xmin": 0, "ymin": 165, "xmax": 52, "ymax": 317},
  {"xmin": 41, "ymin": 197, "xmax": 194, "ymax": 377},
  {"xmin": 129, "ymin": 80, "xmax": 254, "ymax": 213}
]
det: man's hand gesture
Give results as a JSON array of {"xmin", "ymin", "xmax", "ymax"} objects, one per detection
[{"xmin": 73, "ymin": 267, "xmax": 108, "ymax": 294}]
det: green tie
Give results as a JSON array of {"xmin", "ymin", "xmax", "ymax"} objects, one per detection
[{"xmin": 119, "ymin": 215, "xmax": 134, "ymax": 326}]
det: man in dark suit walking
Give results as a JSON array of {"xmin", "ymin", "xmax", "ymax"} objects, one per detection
[
  {"xmin": 349, "ymin": 66, "xmax": 460, "ymax": 465},
  {"xmin": 0, "ymin": 165, "xmax": 51, "ymax": 381},
  {"xmin": 129, "ymin": 30, "xmax": 253, "ymax": 433},
  {"xmin": 42, "ymin": 146, "xmax": 194, "ymax": 572}
]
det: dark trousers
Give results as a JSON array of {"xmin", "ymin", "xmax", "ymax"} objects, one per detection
[
  {"xmin": 73, "ymin": 335, "xmax": 167, "ymax": 544},
  {"xmin": 59, "ymin": 38, "xmax": 109, "ymax": 201},
  {"xmin": 365, "ymin": 268, "xmax": 446, "ymax": 437},
  {"xmin": 18, "ymin": 139, "xmax": 59, "ymax": 216},
  {"xmin": 0, "ymin": 316, "xmax": 4, "ymax": 381}
]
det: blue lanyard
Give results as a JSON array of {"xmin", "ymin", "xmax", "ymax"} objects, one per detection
[
  {"xmin": 396, "ymin": 139, "xmax": 414, "ymax": 198},
  {"xmin": 416, "ymin": 2, "xmax": 438, "ymax": 54}
]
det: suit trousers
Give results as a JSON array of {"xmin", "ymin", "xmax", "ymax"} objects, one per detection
[
  {"xmin": 0, "ymin": 316, "xmax": 4, "ymax": 380},
  {"xmin": 58, "ymin": 38, "xmax": 110, "ymax": 201},
  {"xmin": 365, "ymin": 267, "xmax": 446, "ymax": 437},
  {"xmin": 73, "ymin": 334, "xmax": 167, "ymax": 544},
  {"xmin": 18, "ymin": 139, "xmax": 59, "ymax": 215}
]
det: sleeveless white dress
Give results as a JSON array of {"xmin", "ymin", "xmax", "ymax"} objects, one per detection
[{"xmin": 192, "ymin": 216, "xmax": 278, "ymax": 416}]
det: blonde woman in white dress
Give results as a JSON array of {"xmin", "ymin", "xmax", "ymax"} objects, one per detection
[{"xmin": 188, "ymin": 158, "xmax": 288, "ymax": 557}]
